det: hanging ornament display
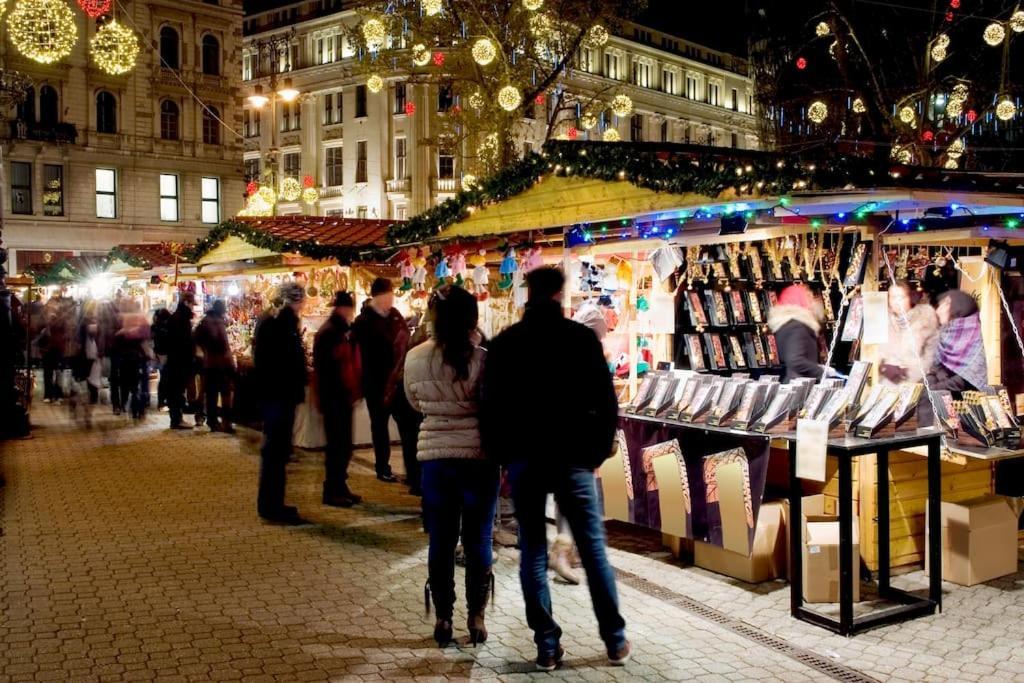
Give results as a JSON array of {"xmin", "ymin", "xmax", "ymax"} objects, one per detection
[
  {"xmin": 302, "ymin": 175, "xmax": 315, "ymax": 189},
  {"xmin": 585, "ymin": 24, "xmax": 609, "ymax": 48},
  {"xmin": 610, "ymin": 94, "xmax": 633, "ymax": 117},
  {"xmin": 815, "ymin": 21, "xmax": 830, "ymax": 37},
  {"xmin": 996, "ymin": 98, "xmax": 1017, "ymax": 121},
  {"xmin": 467, "ymin": 91, "xmax": 485, "ymax": 110},
  {"xmin": 944, "ymin": 158, "xmax": 959, "ymax": 169},
  {"xmin": 239, "ymin": 186, "xmax": 276, "ymax": 216},
  {"xmin": 580, "ymin": 112, "xmax": 598, "ymax": 130},
  {"xmin": 281, "ymin": 177, "xmax": 302, "ymax": 202},
  {"xmin": 1011, "ymin": 10, "xmax": 1024, "ymax": 33},
  {"xmin": 412, "ymin": 43, "xmax": 431, "ymax": 66},
  {"xmin": 534, "ymin": 93, "xmax": 546, "ymax": 106},
  {"xmin": 432, "ymin": 51, "xmax": 445, "ymax": 66},
  {"xmin": 367, "ymin": 73, "xmax": 384, "ymax": 93},
  {"xmin": 602, "ymin": 128, "xmax": 620, "ymax": 142},
  {"xmin": 90, "ymin": 19, "xmax": 139, "ymax": 76},
  {"xmin": 898, "ymin": 105, "xmax": 916, "ymax": 124},
  {"xmin": 302, "ymin": 187, "xmax": 319, "ymax": 204},
  {"xmin": 945, "ymin": 98, "xmax": 963, "ymax": 117},
  {"xmin": 362, "ymin": 18, "xmax": 387, "ymax": 50},
  {"xmin": 472, "ymin": 38, "xmax": 496, "ymax": 65},
  {"xmin": 462, "ymin": 174, "xmax": 478, "ymax": 189},
  {"xmin": 796, "ymin": 56, "xmax": 808, "ymax": 70},
  {"xmin": 422, "ymin": 0, "xmax": 442, "ymax": 16},
  {"xmin": 498, "ymin": 85, "xmax": 522, "ymax": 111},
  {"xmin": 807, "ymin": 100, "xmax": 828, "ymax": 124},
  {"xmin": 852, "ymin": 97, "xmax": 866, "ymax": 113},
  {"xmin": 523, "ymin": 0, "xmax": 543, "ymax": 10},
  {"xmin": 983, "ymin": 22, "xmax": 1005, "ymax": 46},
  {"xmin": 77, "ymin": 0, "xmax": 109, "ymax": 18},
  {"xmin": 9, "ymin": 0, "xmax": 78, "ymax": 65},
  {"xmin": 405, "ymin": 101, "xmax": 416, "ymax": 115}
]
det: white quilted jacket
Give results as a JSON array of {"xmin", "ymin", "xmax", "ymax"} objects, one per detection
[{"xmin": 403, "ymin": 340, "xmax": 486, "ymax": 462}]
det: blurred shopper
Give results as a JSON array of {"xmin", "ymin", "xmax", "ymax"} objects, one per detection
[
  {"xmin": 75, "ymin": 302, "xmax": 103, "ymax": 405},
  {"xmin": 767, "ymin": 283, "xmax": 828, "ymax": 383},
  {"xmin": 313, "ymin": 291, "xmax": 362, "ymax": 507},
  {"xmin": 254, "ymin": 284, "xmax": 307, "ymax": 525},
  {"xmin": 151, "ymin": 308, "xmax": 172, "ymax": 411},
  {"xmin": 165, "ymin": 294, "xmax": 196, "ymax": 429},
  {"xmin": 880, "ymin": 280, "xmax": 940, "ymax": 385},
  {"xmin": 928, "ymin": 289, "xmax": 990, "ymax": 393},
  {"xmin": 195, "ymin": 299, "xmax": 235, "ymax": 433},
  {"xmin": 482, "ymin": 267, "xmax": 630, "ymax": 671},
  {"xmin": 405, "ymin": 285, "xmax": 497, "ymax": 647},
  {"xmin": 354, "ymin": 277, "xmax": 422, "ymax": 494},
  {"xmin": 116, "ymin": 302, "xmax": 152, "ymax": 420},
  {"xmin": 38, "ymin": 299, "xmax": 68, "ymax": 403}
]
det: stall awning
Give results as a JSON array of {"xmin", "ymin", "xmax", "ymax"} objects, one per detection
[{"xmin": 107, "ymin": 243, "xmax": 190, "ymax": 273}]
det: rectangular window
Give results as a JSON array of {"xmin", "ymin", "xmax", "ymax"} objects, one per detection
[
  {"xmin": 357, "ymin": 205, "xmax": 367, "ymax": 219},
  {"xmin": 10, "ymin": 161, "xmax": 31, "ymax": 215},
  {"xmin": 604, "ymin": 53, "xmax": 619, "ymax": 79},
  {"xmin": 630, "ymin": 114, "xmax": 643, "ymax": 142},
  {"xmin": 438, "ymin": 153, "xmax": 454, "ymax": 179},
  {"xmin": 43, "ymin": 164, "xmax": 63, "ymax": 216},
  {"xmin": 578, "ymin": 47, "xmax": 594, "ymax": 73},
  {"xmin": 394, "ymin": 82, "xmax": 407, "ymax": 114},
  {"xmin": 281, "ymin": 102, "xmax": 300, "ymax": 131},
  {"xmin": 663, "ymin": 69, "xmax": 676, "ymax": 94},
  {"xmin": 95, "ymin": 168, "xmax": 116, "ymax": 218},
  {"xmin": 325, "ymin": 146, "xmax": 343, "ymax": 186},
  {"xmin": 159, "ymin": 173, "xmax": 179, "ymax": 221},
  {"xmin": 632, "ymin": 61, "xmax": 650, "ymax": 88},
  {"xmin": 395, "ymin": 205, "xmax": 407, "ymax": 221},
  {"xmin": 322, "ymin": 91, "xmax": 341, "ymax": 124},
  {"xmin": 356, "ymin": 141, "xmax": 367, "ymax": 183},
  {"xmin": 201, "ymin": 177, "xmax": 220, "ymax": 224},
  {"xmin": 731, "ymin": 88, "xmax": 739, "ymax": 111},
  {"xmin": 523, "ymin": 141, "xmax": 533, "ymax": 157},
  {"xmin": 242, "ymin": 53, "xmax": 253, "ymax": 80},
  {"xmin": 292, "ymin": 101, "xmax": 301, "ymax": 130},
  {"xmin": 394, "ymin": 137, "xmax": 407, "ymax": 179},
  {"xmin": 244, "ymin": 109, "xmax": 251, "ymax": 136},
  {"xmin": 252, "ymin": 109, "xmax": 261, "ymax": 136},
  {"xmin": 355, "ymin": 85, "xmax": 367, "ymax": 118},
  {"xmin": 708, "ymin": 82, "xmax": 721, "ymax": 107},
  {"xmin": 686, "ymin": 73, "xmax": 700, "ymax": 100},
  {"xmin": 437, "ymin": 85, "xmax": 454, "ymax": 112},
  {"xmin": 283, "ymin": 152, "xmax": 301, "ymax": 180},
  {"xmin": 244, "ymin": 158, "xmax": 260, "ymax": 183},
  {"xmin": 660, "ymin": 120, "xmax": 669, "ymax": 143},
  {"xmin": 731, "ymin": 132, "xmax": 739, "ymax": 148}
]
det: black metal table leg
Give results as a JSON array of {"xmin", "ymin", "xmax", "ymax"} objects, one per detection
[
  {"xmin": 789, "ymin": 439, "xmax": 803, "ymax": 618},
  {"xmin": 838, "ymin": 453, "xmax": 855, "ymax": 635},
  {"xmin": 928, "ymin": 438, "xmax": 943, "ymax": 611},
  {"xmin": 877, "ymin": 448, "xmax": 891, "ymax": 596}
]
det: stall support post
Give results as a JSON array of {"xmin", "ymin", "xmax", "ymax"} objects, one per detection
[
  {"xmin": 876, "ymin": 449, "xmax": 890, "ymax": 594},
  {"xmin": 928, "ymin": 438, "xmax": 943, "ymax": 611},
  {"xmin": 838, "ymin": 454, "xmax": 855, "ymax": 632},
  {"xmin": 629, "ymin": 247, "xmax": 639, "ymax": 399},
  {"xmin": 788, "ymin": 440, "xmax": 803, "ymax": 618}
]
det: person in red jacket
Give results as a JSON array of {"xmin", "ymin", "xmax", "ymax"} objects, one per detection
[{"xmin": 314, "ymin": 291, "xmax": 363, "ymax": 507}]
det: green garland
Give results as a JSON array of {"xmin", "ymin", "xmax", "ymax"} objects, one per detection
[
  {"xmin": 186, "ymin": 219, "xmax": 385, "ymax": 265},
  {"xmin": 386, "ymin": 140, "xmax": 1021, "ymax": 246},
  {"xmin": 29, "ymin": 258, "xmax": 87, "ymax": 286},
  {"xmin": 106, "ymin": 246, "xmax": 152, "ymax": 270}
]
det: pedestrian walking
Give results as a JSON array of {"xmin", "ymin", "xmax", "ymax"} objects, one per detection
[
  {"xmin": 254, "ymin": 283, "xmax": 307, "ymax": 525},
  {"xmin": 151, "ymin": 308, "xmax": 172, "ymax": 411},
  {"xmin": 353, "ymin": 277, "xmax": 422, "ymax": 494},
  {"xmin": 194, "ymin": 299, "xmax": 235, "ymax": 433},
  {"xmin": 481, "ymin": 267, "xmax": 630, "ymax": 671},
  {"xmin": 165, "ymin": 294, "xmax": 196, "ymax": 429},
  {"xmin": 405, "ymin": 285, "xmax": 497, "ymax": 647},
  {"xmin": 38, "ymin": 302, "xmax": 68, "ymax": 403},
  {"xmin": 313, "ymin": 291, "xmax": 362, "ymax": 507}
]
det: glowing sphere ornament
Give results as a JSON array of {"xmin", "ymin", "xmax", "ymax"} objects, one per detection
[
  {"xmin": 895, "ymin": 147, "xmax": 913, "ymax": 164},
  {"xmin": 302, "ymin": 187, "xmax": 319, "ymax": 204},
  {"xmin": 367, "ymin": 74, "xmax": 384, "ymax": 93},
  {"xmin": 468, "ymin": 91, "xmax": 485, "ymax": 110},
  {"xmin": 945, "ymin": 99, "xmax": 963, "ymax": 118},
  {"xmin": 90, "ymin": 19, "xmax": 140, "ymax": 76},
  {"xmin": 610, "ymin": 94, "xmax": 633, "ymax": 117},
  {"xmin": 1011, "ymin": 11, "xmax": 1024, "ymax": 33},
  {"xmin": 302, "ymin": 175, "xmax": 315, "ymax": 189},
  {"xmin": 796, "ymin": 56, "xmax": 808, "ymax": 70},
  {"xmin": 498, "ymin": 85, "xmax": 522, "ymax": 111},
  {"xmin": 602, "ymin": 128, "xmax": 621, "ymax": 142},
  {"xmin": 529, "ymin": 13, "xmax": 552, "ymax": 37},
  {"xmin": 807, "ymin": 100, "xmax": 828, "ymax": 124},
  {"xmin": 405, "ymin": 102, "xmax": 416, "ymax": 115},
  {"xmin": 412, "ymin": 43, "xmax": 431, "ymax": 66},
  {"xmin": 966, "ymin": 109, "xmax": 978, "ymax": 123},
  {"xmin": 281, "ymin": 177, "xmax": 302, "ymax": 202},
  {"xmin": 899, "ymin": 105, "xmax": 916, "ymax": 124},
  {"xmin": 567, "ymin": 126, "xmax": 578, "ymax": 140},
  {"xmin": 580, "ymin": 112, "xmax": 597, "ymax": 130},
  {"xmin": 852, "ymin": 97, "xmax": 866, "ymax": 113},
  {"xmin": 948, "ymin": 138, "xmax": 965, "ymax": 157},
  {"xmin": 936, "ymin": 33, "xmax": 950, "ymax": 48},
  {"xmin": 523, "ymin": 0, "xmax": 542, "ymax": 10},
  {"xmin": 9, "ymin": 0, "xmax": 78, "ymax": 65},
  {"xmin": 472, "ymin": 38, "xmax": 496, "ymax": 65},
  {"xmin": 952, "ymin": 83, "xmax": 969, "ymax": 100},
  {"xmin": 246, "ymin": 180, "xmax": 258, "ymax": 196},
  {"xmin": 983, "ymin": 22, "xmax": 1005, "ymax": 46},
  {"xmin": 944, "ymin": 158, "xmax": 959, "ymax": 169},
  {"xmin": 922, "ymin": 130, "xmax": 934, "ymax": 142},
  {"xmin": 422, "ymin": 0, "xmax": 442, "ymax": 16},
  {"xmin": 77, "ymin": 0, "xmax": 110, "ymax": 18},
  {"xmin": 815, "ymin": 21, "xmax": 830, "ymax": 37},
  {"xmin": 432, "ymin": 51, "xmax": 445, "ymax": 67},
  {"xmin": 362, "ymin": 18, "xmax": 387, "ymax": 50},
  {"xmin": 996, "ymin": 98, "xmax": 1017, "ymax": 122},
  {"xmin": 930, "ymin": 44, "xmax": 947, "ymax": 62},
  {"xmin": 585, "ymin": 24, "xmax": 609, "ymax": 47},
  {"xmin": 462, "ymin": 174, "xmax": 478, "ymax": 189}
]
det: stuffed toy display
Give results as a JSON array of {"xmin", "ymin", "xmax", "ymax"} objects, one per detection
[
  {"xmin": 399, "ymin": 249, "xmax": 416, "ymax": 292},
  {"xmin": 470, "ymin": 250, "xmax": 489, "ymax": 300},
  {"xmin": 412, "ymin": 251, "xmax": 428, "ymax": 296},
  {"xmin": 498, "ymin": 246, "xmax": 517, "ymax": 290},
  {"xmin": 451, "ymin": 249, "xmax": 468, "ymax": 287},
  {"xmin": 434, "ymin": 255, "xmax": 451, "ymax": 289}
]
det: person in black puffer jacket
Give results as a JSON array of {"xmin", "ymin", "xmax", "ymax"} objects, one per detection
[{"xmin": 767, "ymin": 283, "xmax": 827, "ymax": 383}]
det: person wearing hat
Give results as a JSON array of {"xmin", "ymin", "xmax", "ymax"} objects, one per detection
[
  {"xmin": 195, "ymin": 299, "xmax": 236, "ymax": 433},
  {"xmin": 353, "ymin": 277, "xmax": 423, "ymax": 494},
  {"xmin": 253, "ymin": 283, "xmax": 308, "ymax": 524},
  {"xmin": 767, "ymin": 283, "xmax": 829, "ymax": 383},
  {"xmin": 313, "ymin": 291, "xmax": 362, "ymax": 507},
  {"xmin": 165, "ymin": 293, "xmax": 197, "ymax": 429}
]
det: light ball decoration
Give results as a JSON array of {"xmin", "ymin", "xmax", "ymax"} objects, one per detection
[
  {"xmin": 523, "ymin": 0, "xmax": 543, "ymax": 10},
  {"xmin": 367, "ymin": 73, "xmax": 384, "ymax": 93},
  {"xmin": 301, "ymin": 187, "xmax": 319, "ymax": 205},
  {"xmin": 1011, "ymin": 10, "xmax": 1024, "ymax": 33},
  {"xmin": 281, "ymin": 177, "xmax": 302, "ymax": 202},
  {"xmin": 898, "ymin": 105, "xmax": 916, "ymax": 124},
  {"xmin": 815, "ymin": 21, "xmax": 830, "ymax": 37},
  {"xmin": 996, "ymin": 98, "xmax": 1017, "ymax": 122},
  {"xmin": 580, "ymin": 112, "xmax": 598, "ymax": 130},
  {"xmin": 412, "ymin": 43, "xmax": 432, "ymax": 66},
  {"xmin": 362, "ymin": 18, "xmax": 387, "ymax": 50},
  {"xmin": 930, "ymin": 44, "xmax": 947, "ymax": 62},
  {"xmin": 602, "ymin": 128, "xmax": 621, "ymax": 142},
  {"xmin": 944, "ymin": 158, "xmax": 959, "ymax": 170},
  {"xmin": 462, "ymin": 174, "xmax": 478, "ymax": 189},
  {"xmin": 467, "ymin": 91, "xmax": 485, "ymax": 110},
  {"xmin": 8, "ymin": 0, "xmax": 79, "ymax": 65},
  {"xmin": 529, "ymin": 13, "xmax": 552, "ymax": 37},
  {"xmin": 895, "ymin": 147, "xmax": 913, "ymax": 164},
  {"xmin": 90, "ymin": 19, "xmax": 140, "ymax": 76},
  {"xmin": 796, "ymin": 56, "xmax": 808, "ymax": 70},
  {"xmin": 952, "ymin": 83, "xmax": 969, "ymax": 100},
  {"xmin": 257, "ymin": 186, "xmax": 277, "ymax": 205},
  {"xmin": 422, "ymin": 0, "xmax": 442, "ymax": 16},
  {"xmin": 945, "ymin": 98, "xmax": 963, "ymax": 118},
  {"xmin": 432, "ymin": 51, "xmax": 445, "ymax": 66},
  {"xmin": 497, "ymin": 85, "xmax": 522, "ymax": 111},
  {"xmin": 807, "ymin": 100, "xmax": 828, "ymax": 124},
  {"xmin": 936, "ymin": 33, "xmax": 950, "ymax": 48},
  {"xmin": 405, "ymin": 101, "xmax": 417, "ymax": 115},
  {"xmin": 567, "ymin": 126, "xmax": 578, "ymax": 140},
  {"xmin": 983, "ymin": 22, "xmax": 1005, "ymax": 46},
  {"xmin": 585, "ymin": 24, "xmax": 609, "ymax": 48},
  {"xmin": 610, "ymin": 94, "xmax": 633, "ymax": 117},
  {"xmin": 966, "ymin": 109, "xmax": 978, "ymax": 123},
  {"xmin": 472, "ymin": 38, "xmax": 497, "ymax": 66},
  {"xmin": 947, "ymin": 138, "xmax": 965, "ymax": 158},
  {"xmin": 77, "ymin": 0, "xmax": 110, "ymax": 18},
  {"xmin": 852, "ymin": 97, "xmax": 866, "ymax": 114}
]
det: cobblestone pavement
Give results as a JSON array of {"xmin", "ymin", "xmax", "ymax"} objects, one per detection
[{"xmin": 1, "ymin": 405, "xmax": 1023, "ymax": 682}]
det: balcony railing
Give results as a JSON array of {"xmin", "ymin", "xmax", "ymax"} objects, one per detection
[
  {"xmin": 433, "ymin": 177, "xmax": 458, "ymax": 192},
  {"xmin": 7, "ymin": 120, "xmax": 78, "ymax": 144},
  {"xmin": 387, "ymin": 178, "xmax": 410, "ymax": 193},
  {"xmin": 319, "ymin": 185, "xmax": 344, "ymax": 199}
]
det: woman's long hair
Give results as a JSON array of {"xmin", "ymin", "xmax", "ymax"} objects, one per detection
[{"xmin": 431, "ymin": 285, "xmax": 479, "ymax": 381}]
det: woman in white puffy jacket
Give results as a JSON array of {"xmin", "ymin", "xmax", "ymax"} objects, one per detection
[{"xmin": 404, "ymin": 285, "xmax": 497, "ymax": 648}]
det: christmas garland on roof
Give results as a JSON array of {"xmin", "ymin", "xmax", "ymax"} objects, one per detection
[
  {"xmin": 28, "ymin": 258, "xmax": 88, "ymax": 285},
  {"xmin": 386, "ymin": 140, "xmax": 1024, "ymax": 246},
  {"xmin": 186, "ymin": 219, "xmax": 387, "ymax": 265},
  {"xmin": 106, "ymin": 246, "xmax": 153, "ymax": 270}
]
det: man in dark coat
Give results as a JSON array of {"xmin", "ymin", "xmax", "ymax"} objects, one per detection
[
  {"xmin": 353, "ymin": 277, "xmax": 422, "ymax": 494},
  {"xmin": 194, "ymin": 299, "xmax": 236, "ymax": 433},
  {"xmin": 481, "ymin": 267, "xmax": 630, "ymax": 672},
  {"xmin": 254, "ymin": 283, "xmax": 308, "ymax": 524},
  {"xmin": 766, "ymin": 284, "xmax": 826, "ymax": 383},
  {"xmin": 313, "ymin": 291, "xmax": 362, "ymax": 507},
  {"xmin": 165, "ymin": 294, "xmax": 196, "ymax": 429}
]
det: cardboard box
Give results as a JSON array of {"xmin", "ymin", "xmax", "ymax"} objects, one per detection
[
  {"xmin": 695, "ymin": 501, "xmax": 788, "ymax": 583},
  {"xmin": 802, "ymin": 494, "xmax": 860, "ymax": 603},
  {"xmin": 926, "ymin": 495, "xmax": 1018, "ymax": 587}
]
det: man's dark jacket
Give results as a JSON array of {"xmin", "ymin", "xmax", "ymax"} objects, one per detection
[
  {"xmin": 253, "ymin": 305, "xmax": 307, "ymax": 405},
  {"xmin": 165, "ymin": 303, "xmax": 195, "ymax": 370},
  {"xmin": 313, "ymin": 313, "xmax": 362, "ymax": 409},
  {"xmin": 481, "ymin": 300, "xmax": 618, "ymax": 469},
  {"xmin": 352, "ymin": 305, "xmax": 408, "ymax": 403}
]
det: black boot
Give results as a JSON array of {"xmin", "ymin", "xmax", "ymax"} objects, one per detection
[
  {"xmin": 466, "ymin": 568, "xmax": 493, "ymax": 646},
  {"xmin": 424, "ymin": 579, "xmax": 454, "ymax": 647}
]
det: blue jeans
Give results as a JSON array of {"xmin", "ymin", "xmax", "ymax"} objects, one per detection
[
  {"xmin": 421, "ymin": 459, "xmax": 500, "ymax": 619},
  {"xmin": 508, "ymin": 462, "xmax": 627, "ymax": 657}
]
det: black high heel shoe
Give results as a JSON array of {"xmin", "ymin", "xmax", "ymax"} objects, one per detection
[{"xmin": 433, "ymin": 619, "xmax": 454, "ymax": 647}]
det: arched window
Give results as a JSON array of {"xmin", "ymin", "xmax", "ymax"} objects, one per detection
[
  {"xmin": 160, "ymin": 100, "xmax": 180, "ymax": 140},
  {"xmin": 39, "ymin": 86, "xmax": 59, "ymax": 126},
  {"xmin": 202, "ymin": 106, "xmax": 220, "ymax": 145},
  {"xmin": 159, "ymin": 26, "xmax": 180, "ymax": 69},
  {"xmin": 201, "ymin": 35, "xmax": 220, "ymax": 76},
  {"xmin": 96, "ymin": 91, "xmax": 117, "ymax": 134},
  {"xmin": 16, "ymin": 86, "xmax": 35, "ymax": 122}
]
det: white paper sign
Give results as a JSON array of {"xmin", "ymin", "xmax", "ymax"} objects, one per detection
[
  {"xmin": 796, "ymin": 418, "xmax": 828, "ymax": 482},
  {"xmin": 861, "ymin": 291, "xmax": 890, "ymax": 345}
]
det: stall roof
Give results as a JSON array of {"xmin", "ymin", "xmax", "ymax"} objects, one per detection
[{"xmin": 108, "ymin": 243, "xmax": 189, "ymax": 271}]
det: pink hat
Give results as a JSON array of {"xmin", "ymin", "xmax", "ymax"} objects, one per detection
[{"xmin": 777, "ymin": 284, "xmax": 814, "ymax": 309}]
